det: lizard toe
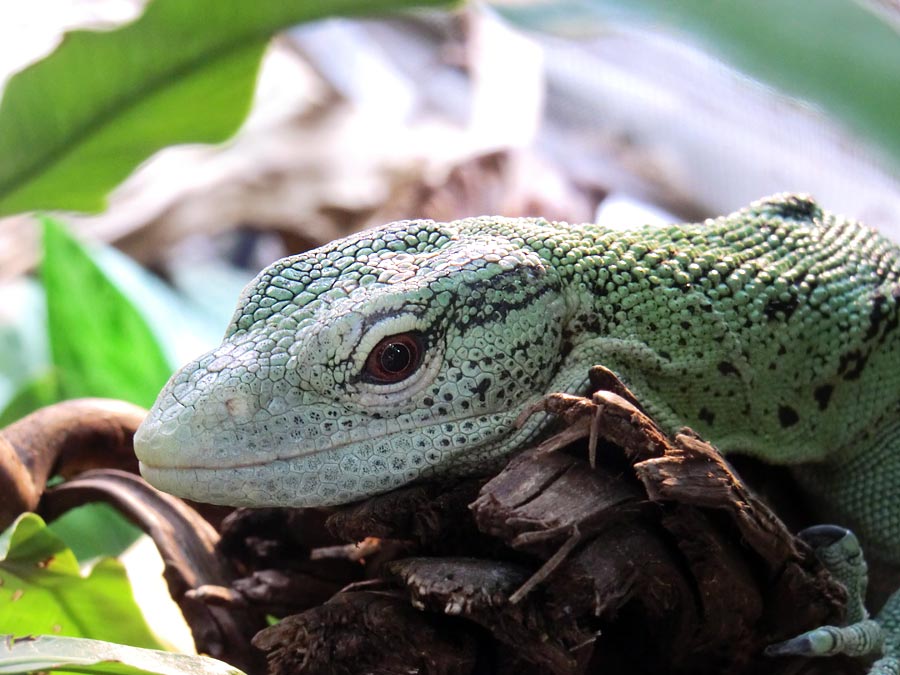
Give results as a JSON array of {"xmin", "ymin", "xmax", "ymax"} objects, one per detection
[{"xmin": 765, "ymin": 620, "xmax": 883, "ymax": 658}]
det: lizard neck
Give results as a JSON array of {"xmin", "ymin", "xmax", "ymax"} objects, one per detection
[{"xmin": 529, "ymin": 220, "xmax": 725, "ymax": 344}]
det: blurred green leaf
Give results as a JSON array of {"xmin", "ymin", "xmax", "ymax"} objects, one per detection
[
  {"xmin": 500, "ymin": 0, "xmax": 900, "ymax": 169},
  {"xmin": 0, "ymin": 0, "xmax": 451, "ymax": 216},
  {"xmin": 0, "ymin": 372, "xmax": 59, "ymax": 427},
  {"xmin": 0, "ymin": 635, "xmax": 242, "ymax": 675},
  {"xmin": 0, "ymin": 514, "xmax": 162, "ymax": 649},
  {"xmin": 41, "ymin": 216, "xmax": 172, "ymax": 408},
  {"xmin": 48, "ymin": 504, "xmax": 143, "ymax": 564},
  {"xmin": 0, "ymin": 280, "xmax": 49, "ymax": 413}
]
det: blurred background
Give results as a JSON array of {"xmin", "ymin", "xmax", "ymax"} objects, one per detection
[{"xmin": 1, "ymin": 0, "xmax": 899, "ymax": 423}]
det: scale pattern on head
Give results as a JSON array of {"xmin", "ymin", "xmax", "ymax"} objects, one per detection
[{"xmin": 135, "ymin": 217, "xmax": 571, "ymax": 506}]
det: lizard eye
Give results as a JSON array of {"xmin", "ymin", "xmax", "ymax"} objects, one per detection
[{"xmin": 363, "ymin": 332, "xmax": 424, "ymax": 383}]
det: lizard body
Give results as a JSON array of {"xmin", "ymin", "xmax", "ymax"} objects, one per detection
[
  {"xmin": 135, "ymin": 194, "xmax": 900, "ymax": 562},
  {"xmin": 135, "ymin": 193, "xmax": 900, "ymax": 671}
]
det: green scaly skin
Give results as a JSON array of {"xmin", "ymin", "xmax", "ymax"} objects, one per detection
[{"xmin": 134, "ymin": 194, "xmax": 900, "ymax": 671}]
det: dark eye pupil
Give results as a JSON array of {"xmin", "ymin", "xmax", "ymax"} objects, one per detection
[
  {"xmin": 364, "ymin": 331, "xmax": 423, "ymax": 383},
  {"xmin": 380, "ymin": 343, "xmax": 411, "ymax": 373}
]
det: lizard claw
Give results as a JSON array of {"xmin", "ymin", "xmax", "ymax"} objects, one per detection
[{"xmin": 765, "ymin": 620, "xmax": 883, "ymax": 658}]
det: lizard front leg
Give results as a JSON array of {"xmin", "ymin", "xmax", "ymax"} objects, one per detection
[
  {"xmin": 767, "ymin": 526, "xmax": 894, "ymax": 672},
  {"xmin": 769, "ymin": 420, "xmax": 900, "ymax": 675}
]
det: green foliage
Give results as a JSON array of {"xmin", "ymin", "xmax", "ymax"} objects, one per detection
[
  {"xmin": 0, "ymin": 514, "xmax": 162, "ymax": 649},
  {"xmin": 0, "ymin": 372, "xmax": 58, "ymax": 428},
  {"xmin": 0, "ymin": 217, "xmax": 175, "ymax": 423},
  {"xmin": 0, "ymin": 0, "xmax": 451, "ymax": 216},
  {"xmin": 48, "ymin": 504, "xmax": 143, "ymax": 564},
  {"xmin": 40, "ymin": 216, "xmax": 173, "ymax": 408},
  {"xmin": 500, "ymin": 0, "xmax": 900, "ymax": 168},
  {"xmin": 0, "ymin": 635, "xmax": 244, "ymax": 675}
]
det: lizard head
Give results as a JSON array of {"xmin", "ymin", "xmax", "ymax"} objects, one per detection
[{"xmin": 135, "ymin": 217, "xmax": 572, "ymax": 507}]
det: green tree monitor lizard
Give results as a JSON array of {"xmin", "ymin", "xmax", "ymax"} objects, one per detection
[{"xmin": 134, "ymin": 194, "xmax": 900, "ymax": 673}]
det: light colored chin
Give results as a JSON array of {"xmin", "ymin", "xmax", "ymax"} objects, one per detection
[
  {"xmin": 136, "ymin": 409, "xmax": 551, "ymax": 508},
  {"xmin": 138, "ymin": 460, "xmax": 396, "ymax": 508}
]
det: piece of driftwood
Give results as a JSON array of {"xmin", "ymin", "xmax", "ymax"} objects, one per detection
[
  {"xmin": 0, "ymin": 398, "xmax": 144, "ymax": 529},
  {"xmin": 251, "ymin": 590, "xmax": 479, "ymax": 675}
]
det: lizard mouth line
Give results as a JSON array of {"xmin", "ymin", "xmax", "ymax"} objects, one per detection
[{"xmin": 138, "ymin": 409, "xmax": 527, "ymax": 472}]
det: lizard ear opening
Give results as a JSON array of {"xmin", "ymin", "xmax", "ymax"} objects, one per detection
[{"xmin": 362, "ymin": 332, "xmax": 425, "ymax": 384}]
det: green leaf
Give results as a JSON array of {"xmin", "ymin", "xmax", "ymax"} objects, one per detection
[
  {"xmin": 0, "ymin": 514, "xmax": 163, "ymax": 650},
  {"xmin": 41, "ymin": 216, "xmax": 172, "ymax": 408},
  {"xmin": 0, "ymin": 279, "xmax": 49, "ymax": 415},
  {"xmin": 0, "ymin": 372, "xmax": 59, "ymax": 427},
  {"xmin": 0, "ymin": 0, "xmax": 452, "ymax": 216},
  {"xmin": 0, "ymin": 635, "xmax": 243, "ymax": 675},
  {"xmin": 48, "ymin": 505, "xmax": 142, "ymax": 565},
  {"xmin": 499, "ymin": 0, "xmax": 900, "ymax": 169}
]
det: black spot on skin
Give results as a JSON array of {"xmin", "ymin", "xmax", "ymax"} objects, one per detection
[
  {"xmin": 658, "ymin": 350, "xmax": 671, "ymax": 361},
  {"xmin": 867, "ymin": 286, "xmax": 900, "ymax": 342},
  {"xmin": 777, "ymin": 345, "xmax": 787, "ymax": 356},
  {"xmin": 838, "ymin": 350, "xmax": 869, "ymax": 381},
  {"xmin": 764, "ymin": 295, "xmax": 800, "ymax": 321},
  {"xmin": 473, "ymin": 378, "xmax": 492, "ymax": 403},
  {"xmin": 879, "ymin": 310, "xmax": 900, "ymax": 347},
  {"xmin": 814, "ymin": 384, "xmax": 834, "ymax": 411},
  {"xmin": 767, "ymin": 194, "xmax": 821, "ymax": 221},
  {"xmin": 698, "ymin": 407, "xmax": 715, "ymax": 426},
  {"xmin": 423, "ymin": 397, "xmax": 434, "ymax": 407},
  {"xmin": 718, "ymin": 361, "xmax": 740, "ymax": 376},
  {"xmin": 866, "ymin": 293, "xmax": 888, "ymax": 341},
  {"xmin": 778, "ymin": 405, "xmax": 799, "ymax": 428}
]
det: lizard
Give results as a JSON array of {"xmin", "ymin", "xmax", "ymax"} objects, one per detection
[{"xmin": 134, "ymin": 193, "xmax": 900, "ymax": 673}]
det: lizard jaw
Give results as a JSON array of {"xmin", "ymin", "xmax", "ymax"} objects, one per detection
[
  {"xmin": 137, "ymin": 427, "xmax": 533, "ymax": 509},
  {"xmin": 135, "ymin": 399, "xmax": 541, "ymax": 506}
]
